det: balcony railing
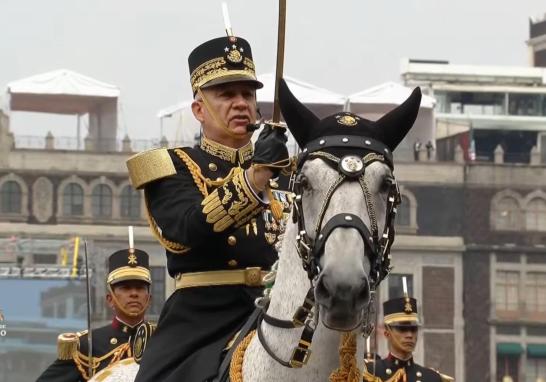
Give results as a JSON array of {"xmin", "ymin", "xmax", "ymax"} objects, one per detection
[{"xmin": 13, "ymin": 135, "xmax": 191, "ymax": 152}]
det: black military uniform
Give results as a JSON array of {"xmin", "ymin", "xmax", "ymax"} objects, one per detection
[
  {"xmin": 36, "ymin": 249, "xmax": 154, "ymax": 382},
  {"xmin": 127, "ymin": 36, "xmax": 290, "ymax": 382},
  {"xmin": 363, "ymin": 297, "xmax": 453, "ymax": 382}
]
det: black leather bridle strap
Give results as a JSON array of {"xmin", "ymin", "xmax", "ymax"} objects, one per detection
[
  {"xmin": 311, "ymin": 213, "xmax": 377, "ymax": 260},
  {"xmin": 213, "ymin": 307, "xmax": 262, "ymax": 382}
]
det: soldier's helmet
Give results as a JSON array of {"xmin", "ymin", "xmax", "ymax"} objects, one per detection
[
  {"xmin": 106, "ymin": 248, "xmax": 152, "ymax": 286},
  {"xmin": 383, "ymin": 296, "xmax": 420, "ymax": 328},
  {"xmin": 188, "ymin": 36, "xmax": 263, "ymax": 95}
]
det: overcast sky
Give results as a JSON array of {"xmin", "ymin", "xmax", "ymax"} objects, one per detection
[{"xmin": 1, "ymin": 0, "xmax": 545, "ymax": 140}]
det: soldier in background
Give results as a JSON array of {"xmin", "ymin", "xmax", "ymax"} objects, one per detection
[
  {"xmin": 36, "ymin": 248, "xmax": 154, "ymax": 382},
  {"xmin": 363, "ymin": 295, "xmax": 453, "ymax": 382}
]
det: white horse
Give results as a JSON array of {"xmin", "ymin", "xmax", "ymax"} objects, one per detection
[
  {"xmin": 235, "ymin": 80, "xmax": 423, "ymax": 381},
  {"xmin": 90, "ymin": 80, "xmax": 421, "ymax": 382}
]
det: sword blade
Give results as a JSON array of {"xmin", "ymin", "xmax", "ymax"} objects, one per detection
[
  {"xmin": 84, "ymin": 240, "xmax": 93, "ymax": 378},
  {"xmin": 272, "ymin": 0, "xmax": 287, "ymax": 123}
]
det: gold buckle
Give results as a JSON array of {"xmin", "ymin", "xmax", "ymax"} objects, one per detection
[
  {"xmin": 289, "ymin": 346, "xmax": 312, "ymax": 368},
  {"xmin": 244, "ymin": 267, "xmax": 263, "ymax": 287}
]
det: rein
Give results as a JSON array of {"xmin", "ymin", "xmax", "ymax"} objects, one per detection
[{"xmin": 256, "ymin": 134, "xmax": 401, "ymax": 369}]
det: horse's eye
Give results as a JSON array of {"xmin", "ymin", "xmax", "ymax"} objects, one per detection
[
  {"xmin": 297, "ymin": 174, "xmax": 310, "ymax": 190},
  {"xmin": 381, "ymin": 176, "xmax": 395, "ymax": 193}
]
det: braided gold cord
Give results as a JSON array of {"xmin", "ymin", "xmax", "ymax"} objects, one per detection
[
  {"xmin": 229, "ymin": 330, "xmax": 256, "ymax": 382},
  {"xmin": 144, "ymin": 198, "xmax": 190, "ymax": 254},
  {"xmin": 329, "ymin": 332, "xmax": 362, "ymax": 382}
]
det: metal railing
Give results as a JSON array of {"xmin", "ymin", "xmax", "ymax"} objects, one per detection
[{"xmin": 13, "ymin": 135, "xmax": 190, "ymax": 152}]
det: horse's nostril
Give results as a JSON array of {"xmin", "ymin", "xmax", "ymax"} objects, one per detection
[{"xmin": 315, "ymin": 275, "xmax": 332, "ymax": 304}]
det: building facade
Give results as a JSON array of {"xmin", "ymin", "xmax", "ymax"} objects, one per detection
[{"xmin": 402, "ymin": 59, "xmax": 546, "ymax": 382}]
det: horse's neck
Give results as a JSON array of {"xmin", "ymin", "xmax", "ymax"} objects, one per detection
[
  {"xmin": 251, "ymin": 221, "xmax": 365, "ymax": 379},
  {"xmin": 267, "ymin": 221, "xmax": 310, "ymax": 317}
]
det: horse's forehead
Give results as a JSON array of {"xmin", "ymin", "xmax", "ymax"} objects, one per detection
[{"xmin": 302, "ymin": 158, "xmax": 391, "ymax": 181}]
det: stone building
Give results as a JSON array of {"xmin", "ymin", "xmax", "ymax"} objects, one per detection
[{"xmin": 403, "ymin": 59, "xmax": 546, "ymax": 382}]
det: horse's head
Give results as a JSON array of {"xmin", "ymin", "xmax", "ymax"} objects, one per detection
[{"xmin": 279, "ymin": 80, "xmax": 421, "ymax": 331}]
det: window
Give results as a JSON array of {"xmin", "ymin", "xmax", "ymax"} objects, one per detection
[
  {"xmin": 92, "ymin": 184, "xmax": 112, "ymax": 218},
  {"xmin": 526, "ymin": 198, "xmax": 546, "ymax": 231},
  {"xmin": 496, "ymin": 271, "xmax": 520, "ymax": 313},
  {"xmin": 120, "ymin": 185, "xmax": 141, "ymax": 219},
  {"xmin": 437, "ymin": 91, "xmax": 506, "ymax": 116},
  {"xmin": 526, "ymin": 358, "xmax": 546, "ymax": 382},
  {"xmin": 149, "ymin": 266, "xmax": 166, "ymax": 316},
  {"xmin": 63, "ymin": 183, "xmax": 84, "ymax": 216},
  {"xmin": 494, "ymin": 197, "xmax": 521, "ymax": 231},
  {"xmin": 388, "ymin": 274, "xmax": 413, "ymax": 299},
  {"xmin": 525, "ymin": 273, "xmax": 546, "ymax": 315},
  {"xmin": 508, "ymin": 93, "xmax": 544, "ymax": 117},
  {"xmin": 1, "ymin": 181, "xmax": 22, "ymax": 214},
  {"xmin": 396, "ymin": 195, "xmax": 411, "ymax": 226}
]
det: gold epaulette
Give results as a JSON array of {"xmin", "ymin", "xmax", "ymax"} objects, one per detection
[
  {"xmin": 126, "ymin": 148, "xmax": 177, "ymax": 189},
  {"xmin": 57, "ymin": 332, "xmax": 79, "ymax": 360}
]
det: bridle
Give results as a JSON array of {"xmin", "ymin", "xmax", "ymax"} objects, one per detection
[
  {"xmin": 256, "ymin": 134, "xmax": 401, "ymax": 368},
  {"xmin": 292, "ymin": 135, "xmax": 400, "ymax": 286}
]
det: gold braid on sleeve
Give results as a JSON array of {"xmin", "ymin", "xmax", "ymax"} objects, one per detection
[{"xmin": 202, "ymin": 167, "xmax": 263, "ymax": 232}]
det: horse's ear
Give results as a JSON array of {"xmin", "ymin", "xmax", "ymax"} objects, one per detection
[
  {"xmin": 374, "ymin": 87, "xmax": 422, "ymax": 151},
  {"xmin": 279, "ymin": 79, "xmax": 319, "ymax": 148}
]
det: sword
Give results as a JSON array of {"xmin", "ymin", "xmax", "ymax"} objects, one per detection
[
  {"xmin": 272, "ymin": 0, "xmax": 287, "ymax": 125},
  {"xmin": 246, "ymin": 0, "xmax": 287, "ymax": 133},
  {"xmin": 84, "ymin": 240, "xmax": 93, "ymax": 378}
]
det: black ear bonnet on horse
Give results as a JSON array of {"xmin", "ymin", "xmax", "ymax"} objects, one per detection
[{"xmin": 278, "ymin": 79, "xmax": 422, "ymax": 167}]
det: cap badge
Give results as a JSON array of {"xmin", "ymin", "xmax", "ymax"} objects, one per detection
[
  {"xmin": 128, "ymin": 253, "xmax": 138, "ymax": 266},
  {"xmin": 336, "ymin": 114, "xmax": 359, "ymax": 126},
  {"xmin": 404, "ymin": 297, "xmax": 413, "ymax": 313},
  {"xmin": 227, "ymin": 48, "xmax": 243, "ymax": 64}
]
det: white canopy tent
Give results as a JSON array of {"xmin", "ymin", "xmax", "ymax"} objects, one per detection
[
  {"xmin": 6, "ymin": 69, "xmax": 120, "ymax": 151},
  {"xmin": 256, "ymin": 73, "xmax": 347, "ymax": 119},
  {"xmin": 348, "ymin": 82, "xmax": 437, "ymax": 161}
]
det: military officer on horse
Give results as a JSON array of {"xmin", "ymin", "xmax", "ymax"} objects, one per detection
[{"xmin": 127, "ymin": 34, "xmax": 290, "ymax": 382}]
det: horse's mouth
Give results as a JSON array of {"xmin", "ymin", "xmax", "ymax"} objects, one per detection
[{"xmin": 318, "ymin": 304, "xmax": 364, "ymax": 332}]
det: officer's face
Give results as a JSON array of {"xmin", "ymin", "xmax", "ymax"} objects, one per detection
[
  {"xmin": 107, "ymin": 280, "xmax": 150, "ymax": 316},
  {"xmin": 192, "ymin": 82, "xmax": 258, "ymax": 145},
  {"xmin": 385, "ymin": 324, "xmax": 418, "ymax": 356}
]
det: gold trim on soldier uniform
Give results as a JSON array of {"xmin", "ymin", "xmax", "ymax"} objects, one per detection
[
  {"xmin": 190, "ymin": 56, "xmax": 256, "ymax": 93},
  {"xmin": 202, "ymin": 167, "xmax": 262, "ymax": 232},
  {"xmin": 174, "ymin": 267, "xmax": 267, "ymax": 289},
  {"xmin": 126, "ymin": 148, "xmax": 177, "ymax": 189},
  {"xmin": 107, "ymin": 266, "xmax": 152, "ymax": 285},
  {"xmin": 200, "ymin": 136, "xmax": 253, "ymax": 164},
  {"xmin": 384, "ymin": 312, "xmax": 419, "ymax": 325},
  {"xmin": 56, "ymin": 330, "xmax": 131, "ymax": 381}
]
